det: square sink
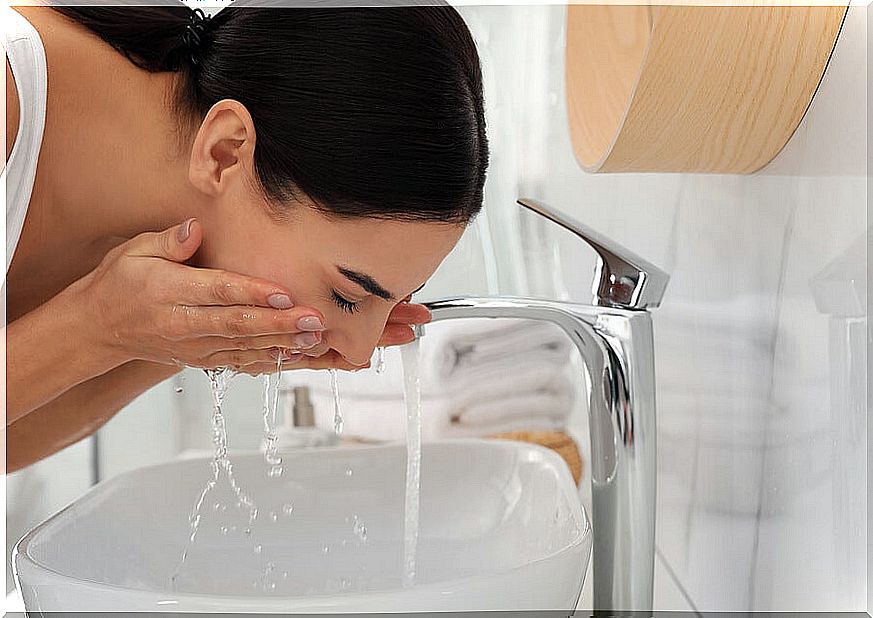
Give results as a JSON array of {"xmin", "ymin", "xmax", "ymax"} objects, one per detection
[{"xmin": 14, "ymin": 439, "xmax": 591, "ymax": 613}]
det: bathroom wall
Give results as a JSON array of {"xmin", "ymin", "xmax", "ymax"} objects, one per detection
[
  {"xmin": 6, "ymin": 2, "xmax": 868, "ymax": 612},
  {"xmin": 449, "ymin": 2, "xmax": 868, "ymax": 612}
]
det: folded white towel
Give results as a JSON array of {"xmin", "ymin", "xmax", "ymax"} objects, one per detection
[
  {"xmin": 308, "ymin": 318, "xmax": 573, "ymax": 400},
  {"xmin": 428, "ymin": 318, "xmax": 572, "ymax": 384},
  {"xmin": 284, "ymin": 318, "xmax": 577, "ymax": 443},
  {"xmin": 305, "ymin": 388, "xmax": 572, "ymax": 442}
]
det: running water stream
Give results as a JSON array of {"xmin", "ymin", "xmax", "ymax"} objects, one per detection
[
  {"xmin": 400, "ymin": 338, "xmax": 422, "ymax": 588},
  {"xmin": 172, "ymin": 357, "xmax": 287, "ymax": 588}
]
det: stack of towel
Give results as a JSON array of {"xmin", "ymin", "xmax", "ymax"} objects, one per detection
[{"xmin": 302, "ymin": 318, "xmax": 577, "ymax": 442}]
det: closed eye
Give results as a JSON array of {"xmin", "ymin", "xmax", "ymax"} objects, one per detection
[{"xmin": 331, "ymin": 289, "xmax": 362, "ymax": 314}]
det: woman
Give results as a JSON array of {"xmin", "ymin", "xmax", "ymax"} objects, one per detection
[{"xmin": 3, "ymin": 3, "xmax": 489, "ymax": 471}]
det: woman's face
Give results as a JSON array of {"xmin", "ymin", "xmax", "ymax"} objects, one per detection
[
  {"xmin": 193, "ymin": 198, "xmax": 465, "ymax": 368},
  {"xmin": 185, "ymin": 99, "xmax": 466, "ymax": 367}
]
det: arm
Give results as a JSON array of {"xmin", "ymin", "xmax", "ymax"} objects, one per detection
[
  {"xmin": 5, "ymin": 280, "xmax": 126, "ymax": 426},
  {"xmin": 5, "ymin": 359, "xmax": 181, "ymax": 473}
]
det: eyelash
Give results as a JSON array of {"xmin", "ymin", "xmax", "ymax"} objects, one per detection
[{"xmin": 331, "ymin": 290, "xmax": 362, "ymax": 314}]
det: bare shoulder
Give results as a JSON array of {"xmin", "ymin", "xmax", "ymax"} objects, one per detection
[{"xmin": 5, "ymin": 55, "xmax": 20, "ymax": 165}]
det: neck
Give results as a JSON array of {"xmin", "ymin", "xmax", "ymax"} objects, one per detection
[{"xmin": 24, "ymin": 7, "xmax": 204, "ymax": 250}]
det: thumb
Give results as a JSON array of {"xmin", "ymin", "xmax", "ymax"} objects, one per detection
[{"xmin": 126, "ymin": 218, "xmax": 202, "ymax": 262}]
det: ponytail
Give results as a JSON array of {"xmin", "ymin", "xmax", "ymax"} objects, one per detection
[
  {"xmin": 52, "ymin": 2, "xmax": 490, "ymax": 226},
  {"xmin": 53, "ymin": 5, "xmax": 207, "ymax": 73}
]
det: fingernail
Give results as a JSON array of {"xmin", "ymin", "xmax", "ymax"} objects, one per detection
[
  {"xmin": 297, "ymin": 316, "xmax": 325, "ymax": 331},
  {"xmin": 294, "ymin": 332, "xmax": 320, "ymax": 348},
  {"xmin": 177, "ymin": 218, "xmax": 195, "ymax": 243},
  {"xmin": 268, "ymin": 293, "xmax": 293, "ymax": 309}
]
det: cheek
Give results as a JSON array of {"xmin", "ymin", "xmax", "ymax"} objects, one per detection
[{"xmin": 323, "ymin": 302, "xmax": 396, "ymax": 349}]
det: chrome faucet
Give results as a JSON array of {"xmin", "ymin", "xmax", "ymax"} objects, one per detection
[{"xmin": 418, "ymin": 198, "xmax": 669, "ymax": 613}]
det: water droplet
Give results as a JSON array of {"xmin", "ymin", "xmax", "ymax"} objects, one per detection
[
  {"xmin": 269, "ymin": 582, "xmax": 276, "ymax": 590},
  {"xmin": 269, "ymin": 511, "xmax": 279, "ymax": 522},
  {"xmin": 322, "ymin": 544, "xmax": 330, "ymax": 554},
  {"xmin": 345, "ymin": 467, "xmax": 353, "ymax": 477},
  {"xmin": 283, "ymin": 571, "xmax": 290, "ymax": 579},
  {"xmin": 268, "ymin": 465, "xmax": 284, "ymax": 478},
  {"xmin": 212, "ymin": 502, "xmax": 222, "ymax": 511},
  {"xmin": 244, "ymin": 527, "xmax": 251, "ymax": 535},
  {"xmin": 254, "ymin": 544, "xmax": 262, "ymax": 554},
  {"xmin": 175, "ymin": 386, "xmax": 184, "ymax": 394},
  {"xmin": 283, "ymin": 503, "xmax": 294, "ymax": 516},
  {"xmin": 220, "ymin": 526, "xmax": 229, "ymax": 535},
  {"xmin": 354, "ymin": 518, "xmax": 368, "ymax": 542},
  {"xmin": 330, "ymin": 369, "xmax": 344, "ymax": 436}
]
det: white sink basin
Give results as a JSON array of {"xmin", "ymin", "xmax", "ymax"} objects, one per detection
[{"xmin": 14, "ymin": 439, "xmax": 591, "ymax": 613}]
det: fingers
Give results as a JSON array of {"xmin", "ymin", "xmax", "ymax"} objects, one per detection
[
  {"xmin": 192, "ymin": 331, "xmax": 324, "ymax": 354},
  {"xmin": 178, "ymin": 267, "xmax": 297, "ymax": 309},
  {"xmin": 125, "ymin": 218, "xmax": 202, "ymax": 262},
  {"xmin": 230, "ymin": 349, "xmax": 368, "ymax": 376},
  {"xmin": 387, "ymin": 302, "xmax": 431, "ymax": 325},
  {"xmin": 377, "ymin": 323, "xmax": 416, "ymax": 347},
  {"xmin": 201, "ymin": 347, "xmax": 305, "ymax": 370},
  {"xmin": 168, "ymin": 305, "xmax": 325, "ymax": 339},
  {"xmin": 291, "ymin": 349, "xmax": 369, "ymax": 372}
]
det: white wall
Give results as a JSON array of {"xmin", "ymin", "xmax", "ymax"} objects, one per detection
[{"xmin": 450, "ymin": 3, "xmax": 868, "ymax": 612}]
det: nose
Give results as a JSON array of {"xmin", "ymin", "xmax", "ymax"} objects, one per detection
[{"xmin": 325, "ymin": 319, "xmax": 385, "ymax": 368}]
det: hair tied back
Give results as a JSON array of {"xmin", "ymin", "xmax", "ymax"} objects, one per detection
[{"xmin": 180, "ymin": 8, "xmax": 212, "ymax": 66}]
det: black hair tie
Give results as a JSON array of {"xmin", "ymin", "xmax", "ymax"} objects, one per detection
[{"xmin": 180, "ymin": 8, "xmax": 212, "ymax": 67}]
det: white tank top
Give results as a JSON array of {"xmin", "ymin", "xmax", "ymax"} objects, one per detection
[{"xmin": 2, "ymin": 6, "xmax": 47, "ymax": 283}]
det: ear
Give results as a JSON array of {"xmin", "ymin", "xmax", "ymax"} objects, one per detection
[{"xmin": 188, "ymin": 99, "xmax": 257, "ymax": 197}]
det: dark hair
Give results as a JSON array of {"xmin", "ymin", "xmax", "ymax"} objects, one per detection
[{"xmin": 52, "ymin": 1, "xmax": 489, "ymax": 225}]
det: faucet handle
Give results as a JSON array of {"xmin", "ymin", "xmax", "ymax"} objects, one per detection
[{"xmin": 518, "ymin": 198, "xmax": 669, "ymax": 310}]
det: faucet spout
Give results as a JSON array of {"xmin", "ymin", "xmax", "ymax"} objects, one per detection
[{"xmin": 421, "ymin": 295, "xmax": 658, "ymax": 613}]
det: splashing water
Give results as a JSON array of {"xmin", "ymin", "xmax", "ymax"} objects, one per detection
[
  {"xmin": 330, "ymin": 368, "xmax": 343, "ymax": 436},
  {"xmin": 375, "ymin": 346, "xmax": 387, "ymax": 374},
  {"xmin": 262, "ymin": 355, "xmax": 284, "ymax": 477},
  {"xmin": 171, "ymin": 367, "xmax": 262, "ymax": 587},
  {"xmin": 352, "ymin": 514, "xmax": 368, "ymax": 543},
  {"xmin": 400, "ymin": 338, "xmax": 422, "ymax": 588}
]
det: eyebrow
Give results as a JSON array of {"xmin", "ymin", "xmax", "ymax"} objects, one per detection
[{"xmin": 336, "ymin": 265, "xmax": 428, "ymax": 302}]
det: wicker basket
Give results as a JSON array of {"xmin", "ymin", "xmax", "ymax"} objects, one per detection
[{"xmin": 487, "ymin": 430, "xmax": 583, "ymax": 487}]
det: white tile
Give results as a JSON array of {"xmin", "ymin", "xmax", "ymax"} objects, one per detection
[{"xmin": 653, "ymin": 552, "xmax": 694, "ymax": 612}]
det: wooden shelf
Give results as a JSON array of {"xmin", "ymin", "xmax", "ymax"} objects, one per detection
[{"xmin": 565, "ymin": 5, "xmax": 849, "ymax": 174}]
